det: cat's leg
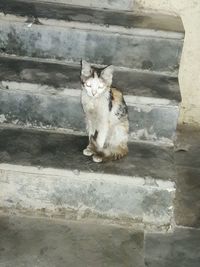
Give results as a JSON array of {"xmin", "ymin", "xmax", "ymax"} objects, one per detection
[
  {"xmin": 91, "ymin": 122, "xmax": 108, "ymax": 163},
  {"xmin": 83, "ymin": 118, "xmax": 95, "ymax": 156},
  {"xmin": 92, "ymin": 154, "xmax": 103, "ymax": 163},
  {"xmin": 83, "ymin": 146, "xmax": 93, "ymax": 156},
  {"xmin": 96, "ymin": 121, "xmax": 108, "ymax": 150},
  {"xmin": 107, "ymin": 122, "xmax": 129, "ymax": 160}
]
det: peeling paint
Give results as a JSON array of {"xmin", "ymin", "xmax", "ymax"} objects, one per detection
[
  {"xmin": 130, "ymin": 129, "xmax": 157, "ymax": 141},
  {"xmin": 0, "ymin": 114, "xmax": 6, "ymax": 123},
  {"xmin": 134, "ymin": 105, "xmax": 153, "ymax": 113},
  {"xmin": 144, "ymin": 177, "xmax": 159, "ymax": 187}
]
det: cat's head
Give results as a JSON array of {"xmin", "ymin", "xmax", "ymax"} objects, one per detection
[{"xmin": 81, "ymin": 60, "xmax": 113, "ymax": 98}]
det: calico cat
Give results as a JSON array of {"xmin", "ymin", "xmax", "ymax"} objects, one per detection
[{"xmin": 81, "ymin": 60, "xmax": 129, "ymax": 163}]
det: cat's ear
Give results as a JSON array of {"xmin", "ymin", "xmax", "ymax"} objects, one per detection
[
  {"xmin": 101, "ymin": 65, "xmax": 114, "ymax": 86},
  {"xmin": 81, "ymin": 60, "xmax": 92, "ymax": 82}
]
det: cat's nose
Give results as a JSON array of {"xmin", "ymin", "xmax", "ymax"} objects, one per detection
[{"xmin": 92, "ymin": 90, "xmax": 97, "ymax": 96}]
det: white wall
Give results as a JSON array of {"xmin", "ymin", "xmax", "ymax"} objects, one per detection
[{"xmin": 135, "ymin": 0, "xmax": 200, "ymax": 126}]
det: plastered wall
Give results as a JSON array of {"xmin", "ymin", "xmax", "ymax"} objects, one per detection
[{"xmin": 135, "ymin": 0, "xmax": 200, "ymax": 126}]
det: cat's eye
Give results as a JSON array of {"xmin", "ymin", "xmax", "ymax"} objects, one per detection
[{"xmin": 85, "ymin": 82, "xmax": 91, "ymax": 87}]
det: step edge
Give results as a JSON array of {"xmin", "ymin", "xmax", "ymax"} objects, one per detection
[
  {"xmin": 0, "ymin": 210, "xmax": 145, "ymax": 232},
  {"xmin": 0, "ymin": 163, "xmax": 175, "ymax": 191},
  {"xmin": 0, "ymin": 209, "xmax": 175, "ymax": 233},
  {"xmin": 0, "ymin": 0, "xmax": 184, "ymax": 33},
  {"xmin": 0, "ymin": 0, "xmax": 184, "ymax": 32},
  {"xmin": 0, "ymin": 123, "xmax": 175, "ymax": 147},
  {"xmin": 0, "ymin": 208, "xmax": 175, "ymax": 233},
  {"xmin": 0, "ymin": 13, "xmax": 184, "ymax": 40},
  {"xmin": 0, "ymin": 81, "xmax": 181, "ymax": 106},
  {"xmin": 0, "ymin": 53, "xmax": 180, "ymax": 78},
  {"xmin": 0, "ymin": 0, "xmax": 135, "ymax": 12}
]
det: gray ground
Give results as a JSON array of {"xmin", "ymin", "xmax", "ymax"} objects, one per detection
[
  {"xmin": 0, "ymin": 216, "xmax": 199, "ymax": 267},
  {"xmin": 145, "ymin": 227, "xmax": 200, "ymax": 267},
  {"xmin": 0, "ymin": 215, "xmax": 144, "ymax": 267}
]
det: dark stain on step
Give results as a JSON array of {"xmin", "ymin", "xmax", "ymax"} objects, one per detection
[
  {"xmin": 142, "ymin": 60, "xmax": 153, "ymax": 70},
  {"xmin": 0, "ymin": 127, "xmax": 174, "ymax": 181}
]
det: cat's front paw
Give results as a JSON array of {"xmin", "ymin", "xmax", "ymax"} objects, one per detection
[
  {"xmin": 83, "ymin": 147, "xmax": 93, "ymax": 156},
  {"xmin": 92, "ymin": 155, "xmax": 103, "ymax": 163}
]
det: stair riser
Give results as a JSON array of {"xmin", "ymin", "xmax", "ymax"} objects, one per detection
[
  {"xmin": 0, "ymin": 0, "xmax": 184, "ymax": 33},
  {"xmin": 0, "ymin": 20, "xmax": 183, "ymax": 73},
  {"xmin": 0, "ymin": 56, "xmax": 181, "ymax": 102},
  {"xmin": 0, "ymin": 89, "xmax": 179, "ymax": 143},
  {"xmin": 0, "ymin": 164, "xmax": 175, "ymax": 229}
]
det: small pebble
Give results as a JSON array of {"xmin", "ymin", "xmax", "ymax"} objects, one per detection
[{"xmin": 73, "ymin": 169, "xmax": 80, "ymax": 176}]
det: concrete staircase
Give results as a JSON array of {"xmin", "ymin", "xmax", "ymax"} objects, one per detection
[{"xmin": 0, "ymin": 0, "xmax": 184, "ymax": 232}]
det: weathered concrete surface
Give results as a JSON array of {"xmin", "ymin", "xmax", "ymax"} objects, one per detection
[
  {"xmin": 0, "ymin": 214, "xmax": 144, "ymax": 267},
  {"xmin": 0, "ymin": 87, "xmax": 85, "ymax": 131},
  {"xmin": 0, "ymin": 128, "xmax": 175, "ymax": 180},
  {"xmin": 0, "ymin": 55, "xmax": 181, "ymax": 102},
  {"xmin": 134, "ymin": 0, "xmax": 200, "ymax": 126},
  {"xmin": 0, "ymin": 18, "xmax": 183, "ymax": 73},
  {"xmin": 145, "ymin": 227, "xmax": 200, "ymax": 267},
  {"xmin": 0, "ymin": 128, "xmax": 175, "ymax": 228},
  {"xmin": 0, "ymin": 83, "xmax": 179, "ymax": 143},
  {"xmin": 0, "ymin": 0, "xmax": 184, "ymax": 33},
  {"xmin": 174, "ymin": 126, "xmax": 200, "ymax": 228},
  {"xmin": 40, "ymin": 0, "xmax": 135, "ymax": 11},
  {"xmin": 0, "ymin": 214, "xmax": 200, "ymax": 267}
]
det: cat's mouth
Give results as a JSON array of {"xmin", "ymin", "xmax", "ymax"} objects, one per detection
[
  {"xmin": 86, "ymin": 91, "xmax": 99, "ymax": 98},
  {"xmin": 92, "ymin": 91, "xmax": 97, "ymax": 96}
]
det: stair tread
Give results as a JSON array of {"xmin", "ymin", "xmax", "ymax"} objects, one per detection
[
  {"xmin": 0, "ymin": 0, "xmax": 184, "ymax": 33},
  {"xmin": 0, "ymin": 17, "xmax": 183, "ymax": 73},
  {"xmin": 0, "ymin": 214, "xmax": 145, "ymax": 267},
  {"xmin": 0, "ymin": 127, "xmax": 174, "ymax": 182},
  {"xmin": 0, "ymin": 56, "xmax": 181, "ymax": 102}
]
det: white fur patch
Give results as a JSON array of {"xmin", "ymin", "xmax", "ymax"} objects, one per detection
[{"xmin": 84, "ymin": 76, "xmax": 106, "ymax": 98}]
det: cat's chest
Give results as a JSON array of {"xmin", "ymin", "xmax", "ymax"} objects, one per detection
[
  {"xmin": 82, "ymin": 93, "xmax": 108, "ymax": 113},
  {"xmin": 86, "ymin": 101, "xmax": 96, "ymax": 112}
]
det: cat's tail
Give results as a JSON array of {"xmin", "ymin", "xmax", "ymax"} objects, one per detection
[
  {"xmin": 103, "ymin": 145, "xmax": 128, "ymax": 161},
  {"xmin": 92, "ymin": 144, "xmax": 128, "ymax": 162}
]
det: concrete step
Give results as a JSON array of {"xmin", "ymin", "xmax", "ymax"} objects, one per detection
[
  {"xmin": 0, "ymin": 0, "xmax": 184, "ymax": 33},
  {"xmin": 0, "ymin": 55, "xmax": 181, "ymax": 102},
  {"xmin": 0, "ymin": 0, "xmax": 135, "ymax": 12},
  {"xmin": 0, "ymin": 127, "xmax": 175, "ymax": 231},
  {"xmin": 0, "ymin": 55, "xmax": 180, "ymax": 144},
  {"xmin": 0, "ymin": 12, "xmax": 183, "ymax": 73},
  {"xmin": 0, "ymin": 214, "xmax": 199, "ymax": 267}
]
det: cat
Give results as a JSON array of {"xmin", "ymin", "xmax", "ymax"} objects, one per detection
[{"xmin": 81, "ymin": 60, "xmax": 129, "ymax": 163}]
